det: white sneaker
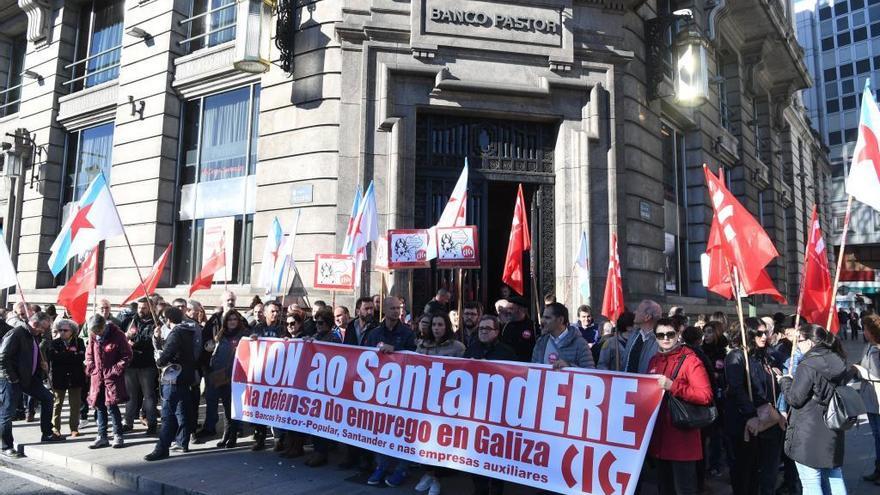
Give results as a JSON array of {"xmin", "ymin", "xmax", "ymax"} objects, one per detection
[
  {"xmin": 428, "ymin": 478, "xmax": 441, "ymax": 495},
  {"xmin": 415, "ymin": 473, "xmax": 433, "ymax": 491}
]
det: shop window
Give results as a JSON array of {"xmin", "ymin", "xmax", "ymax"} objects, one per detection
[
  {"xmin": 0, "ymin": 36, "xmax": 25, "ymax": 117},
  {"xmin": 174, "ymin": 84, "xmax": 260, "ymax": 285},
  {"xmin": 180, "ymin": 0, "xmax": 236, "ymax": 53},
  {"xmin": 68, "ymin": 0, "xmax": 123, "ymax": 91}
]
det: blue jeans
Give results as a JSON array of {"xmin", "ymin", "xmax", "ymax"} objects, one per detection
[
  {"xmin": 203, "ymin": 378, "xmax": 220, "ymax": 433},
  {"xmin": 868, "ymin": 413, "xmax": 880, "ymax": 461},
  {"xmin": 795, "ymin": 462, "xmax": 847, "ymax": 495},
  {"xmin": 376, "ymin": 453, "xmax": 410, "ymax": 473},
  {"xmin": 0, "ymin": 376, "xmax": 54, "ymax": 449},
  {"xmin": 94, "ymin": 387, "xmax": 122, "ymax": 439},
  {"xmin": 157, "ymin": 384, "xmax": 191, "ymax": 453}
]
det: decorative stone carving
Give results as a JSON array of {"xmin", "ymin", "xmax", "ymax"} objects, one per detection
[{"xmin": 18, "ymin": 0, "xmax": 50, "ymax": 44}]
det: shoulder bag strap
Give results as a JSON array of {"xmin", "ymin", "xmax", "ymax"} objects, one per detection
[{"xmin": 670, "ymin": 352, "xmax": 688, "ymax": 380}]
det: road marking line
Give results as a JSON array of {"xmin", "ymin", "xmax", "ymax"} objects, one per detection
[{"xmin": 0, "ymin": 465, "xmax": 88, "ymax": 495}]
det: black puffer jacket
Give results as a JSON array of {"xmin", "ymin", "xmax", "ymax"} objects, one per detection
[
  {"xmin": 779, "ymin": 345, "xmax": 852, "ymax": 469},
  {"xmin": 47, "ymin": 337, "xmax": 86, "ymax": 390}
]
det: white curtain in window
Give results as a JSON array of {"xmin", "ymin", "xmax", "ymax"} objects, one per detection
[
  {"xmin": 75, "ymin": 123, "xmax": 114, "ymax": 201},
  {"xmin": 86, "ymin": 0, "xmax": 123, "ymax": 87},
  {"xmin": 200, "ymin": 88, "xmax": 249, "ymax": 182},
  {"xmin": 208, "ymin": 0, "xmax": 236, "ymax": 47}
]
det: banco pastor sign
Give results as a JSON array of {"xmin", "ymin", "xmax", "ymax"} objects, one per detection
[{"xmin": 421, "ymin": 0, "xmax": 564, "ymax": 47}]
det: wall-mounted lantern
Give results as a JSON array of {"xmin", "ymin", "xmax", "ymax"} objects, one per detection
[
  {"xmin": 673, "ymin": 25, "xmax": 710, "ymax": 107},
  {"xmin": 233, "ymin": 0, "xmax": 275, "ymax": 73}
]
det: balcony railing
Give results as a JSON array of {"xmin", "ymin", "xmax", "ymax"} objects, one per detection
[
  {"xmin": 63, "ymin": 44, "xmax": 123, "ymax": 89},
  {"xmin": 178, "ymin": 3, "xmax": 236, "ymax": 51}
]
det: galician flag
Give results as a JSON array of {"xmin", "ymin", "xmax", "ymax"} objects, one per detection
[
  {"xmin": 0, "ymin": 231, "xmax": 18, "ymax": 290},
  {"xmin": 348, "ymin": 182, "xmax": 378, "ymax": 288},
  {"xmin": 575, "ymin": 231, "xmax": 590, "ymax": 302},
  {"xmin": 258, "ymin": 217, "xmax": 284, "ymax": 291},
  {"xmin": 268, "ymin": 209, "xmax": 301, "ymax": 296},
  {"xmin": 48, "ymin": 174, "xmax": 124, "ymax": 276},
  {"xmin": 428, "ymin": 160, "xmax": 468, "ymax": 260},
  {"xmin": 342, "ymin": 184, "xmax": 363, "ymax": 255},
  {"xmin": 845, "ymin": 82, "xmax": 880, "ymax": 212}
]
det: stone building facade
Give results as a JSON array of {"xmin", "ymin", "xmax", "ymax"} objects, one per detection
[{"xmin": 0, "ymin": 0, "xmax": 831, "ymax": 314}]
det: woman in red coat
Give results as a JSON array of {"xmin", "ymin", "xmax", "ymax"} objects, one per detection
[
  {"xmin": 84, "ymin": 315, "xmax": 132, "ymax": 449},
  {"xmin": 646, "ymin": 318, "xmax": 713, "ymax": 495}
]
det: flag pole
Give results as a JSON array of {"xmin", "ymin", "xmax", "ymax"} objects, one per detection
[
  {"xmin": 826, "ymin": 195, "xmax": 853, "ymax": 330},
  {"xmin": 456, "ymin": 268, "xmax": 463, "ymax": 322},
  {"xmin": 379, "ymin": 272, "xmax": 385, "ymax": 322},
  {"xmin": 789, "ymin": 209, "xmax": 815, "ymax": 376},
  {"xmin": 730, "ymin": 266, "xmax": 754, "ymax": 401},
  {"xmin": 100, "ymin": 172, "xmax": 160, "ymax": 328}
]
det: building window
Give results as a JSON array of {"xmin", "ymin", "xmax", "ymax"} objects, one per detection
[
  {"xmin": 841, "ymin": 64, "xmax": 854, "ymax": 78},
  {"xmin": 838, "ymin": 16, "xmax": 849, "ymax": 29},
  {"xmin": 845, "ymin": 127, "xmax": 858, "ymax": 142},
  {"xmin": 820, "ymin": 5, "xmax": 832, "ymax": 19},
  {"xmin": 854, "ymin": 0, "xmax": 866, "ymax": 9},
  {"xmin": 827, "ymin": 99, "xmax": 840, "ymax": 113},
  {"xmin": 63, "ymin": 123, "xmax": 114, "ymax": 205},
  {"xmin": 753, "ymin": 98, "xmax": 762, "ymax": 160},
  {"xmin": 857, "ymin": 59, "xmax": 872, "ymax": 73},
  {"xmin": 835, "ymin": 1, "xmax": 849, "ymax": 15},
  {"xmin": 758, "ymin": 190, "xmax": 768, "ymax": 227},
  {"xmin": 872, "ymin": 4, "xmax": 880, "ymax": 20},
  {"xmin": 68, "ymin": 0, "xmax": 123, "ymax": 91},
  {"xmin": 824, "ymin": 68, "xmax": 837, "ymax": 82},
  {"xmin": 661, "ymin": 122, "xmax": 688, "ymax": 295},
  {"xmin": 842, "ymin": 78, "xmax": 855, "ymax": 94},
  {"xmin": 826, "ymin": 82, "xmax": 839, "ymax": 98},
  {"xmin": 842, "ymin": 95, "xmax": 857, "ymax": 110},
  {"xmin": 181, "ymin": 0, "xmax": 236, "ymax": 53},
  {"xmin": 871, "ymin": 21, "xmax": 880, "ymax": 36},
  {"xmin": 854, "ymin": 26, "xmax": 869, "ymax": 41},
  {"xmin": 829, "ymin": 130, "xmax": 843, "ymax": 145},
  {"xmin": 837, "ymin": 32, "xmax": 852, "ymax": 46},
  {"xmin": 717, "ymin": 56, "xmax": 731, "ymax": 132},
  {"xmin": 0, "ymin": 36, "xmax": 25, "ymax": 118},
  {"xmin": 822, "ymin": 36, "xmax": 835, "ymax": 51},
  {"xmin": 174, "ymin": 84, "xmax": 260, "ymax": 286}
]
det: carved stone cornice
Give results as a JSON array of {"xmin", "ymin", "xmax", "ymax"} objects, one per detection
[{"xmin": 18, "ymin": 0, "xmax": 50, "ymax": 44}]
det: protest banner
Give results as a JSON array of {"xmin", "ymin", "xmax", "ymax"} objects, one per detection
[
  {"xmin": 313, "ymin": 254, "xmax": 356, "ymax": 291},
  {"xmin": 436, "ymin": 226, "xmax": 480, "ymax": 269},
  {"xmin": 375, "ymin": 234, "xmax": 390, "ymax": 273},
  {"xmin": 387, "ymin": 229, "xmax": 431, "ymax": 269},
  {"xmin": 232, "ymin": 339, "xmax": 664, "ymax": 495}
]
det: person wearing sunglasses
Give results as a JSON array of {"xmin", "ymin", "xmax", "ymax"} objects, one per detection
[
  {"xmin": 301, "ymin": 308, "xmax": 342, "ymax": 467},
  {"xmin": 646, "ymin": 320, "xmax": 712, "ymax": 495},
  {"xmin": 47, "ymin": 319, "xmax": 86, "ymax": 438},
  {"xmin": 724, "ymin": 317, "xmax": 785, "ymax": 495}
]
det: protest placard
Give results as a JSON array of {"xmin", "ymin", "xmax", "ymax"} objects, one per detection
[
  {"xmin": 313, "ymin": 254, "xmax": 356, "ymax": 291},
  {"xmin": 387, "ymin": 229, "xmax": 431, "ymax": 269},
  {"xmin": 436, "ymin": 226, "xmax": 480, "ymax": 268}
]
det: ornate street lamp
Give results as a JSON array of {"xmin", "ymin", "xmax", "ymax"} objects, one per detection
[
  {"xmin": 233, "ymin": 0, "xmax": 275, "ymax": 73},
  {"xmin": 673, "ymin": 24, "xmax": 710, "ymax": 107}
]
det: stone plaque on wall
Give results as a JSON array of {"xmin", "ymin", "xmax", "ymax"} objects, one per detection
[
  {"xmin": 422, "ymin": 0, "xmax": 563, "ymax": 47},
  {"xmin": 411, "ymin": 0, "xmax": 573, "ymax": 62}
]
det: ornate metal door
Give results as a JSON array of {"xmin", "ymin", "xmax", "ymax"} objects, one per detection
[{"xmin": 413, "ymin": 112, "xmax": 558, "ymax": 311}]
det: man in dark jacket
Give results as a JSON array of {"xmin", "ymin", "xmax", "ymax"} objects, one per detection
[
  {"xmin": 0, "ymin": 312, "xmax": 64, "ymax": 458},
  {"xmin": 343, "ymin": 297, "xmax": 376, "ymax": 346},
  {"xmin": 423, "ymin": 288, "xmax": 451, "ymax": 317},
  {"xmin": 124, "ymin": 298, "xmax": 158, "ymax": 434},
  {"xmin": 465, "ymin": 314, "xmax": 514, "ymax": 494},
  {"xmin": 145, "ymin": 307, "xmax": 195, "ymax": 461},
  {"xmin": 47, "ymin": 319, "xmax": 86, "ymax": 437},
  {"xmin": 243, "ymin": 300, "xmax": 286, "ymax": 451},
  {"xmin": 500, "ymin": 296, "xmax": 536, "ymax": 362},
  {"xmin": 364, "ymin": 296, "xmax": 416, "ymax": 353}
]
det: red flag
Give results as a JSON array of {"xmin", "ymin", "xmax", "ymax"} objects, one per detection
[
  {"xmin": 706, "ymin": 214, "xmax": 786, "ymax": 303},
  {"xmin": 122, "ymin": 243, "xmax": 172, "ymax": 305},
  {"xmin": 502, "ymin": 184, "xmax": 531, "ymax": 296},
  {"xmin": 189, "ymin": 238, "xmax": 226, "ymax": 297},
  {"xmin": 601, "ymin": 232, "xmax": 624, "ymax": 322},
  {"xmin": 704, "ymin": 165, "xmax": 781, "ymax": 297},
  {"xmin": 799, "ymin": 207, "xmax": 840, "ymax": 333},
  {"xmin": 57, "ymin": 249, "xmax": 98, "ymax": 324}
]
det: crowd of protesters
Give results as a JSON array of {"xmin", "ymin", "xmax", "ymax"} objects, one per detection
[{"xmin": 0, "ymin": 288, "xmax": 877, "ymax": 495}]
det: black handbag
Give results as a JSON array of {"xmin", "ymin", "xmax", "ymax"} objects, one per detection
[
  {"xmin": 666, "ymin": 352, "xmax": 718, "ymax": 429},
  {"xmin": 824, "ymin": 383, "xmax": 866, "ymax": 431}
]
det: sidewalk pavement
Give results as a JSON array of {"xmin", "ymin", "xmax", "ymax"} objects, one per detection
[{"xmin": 3, "ymin": 337, "xmax": 874, "ymax": 495}]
